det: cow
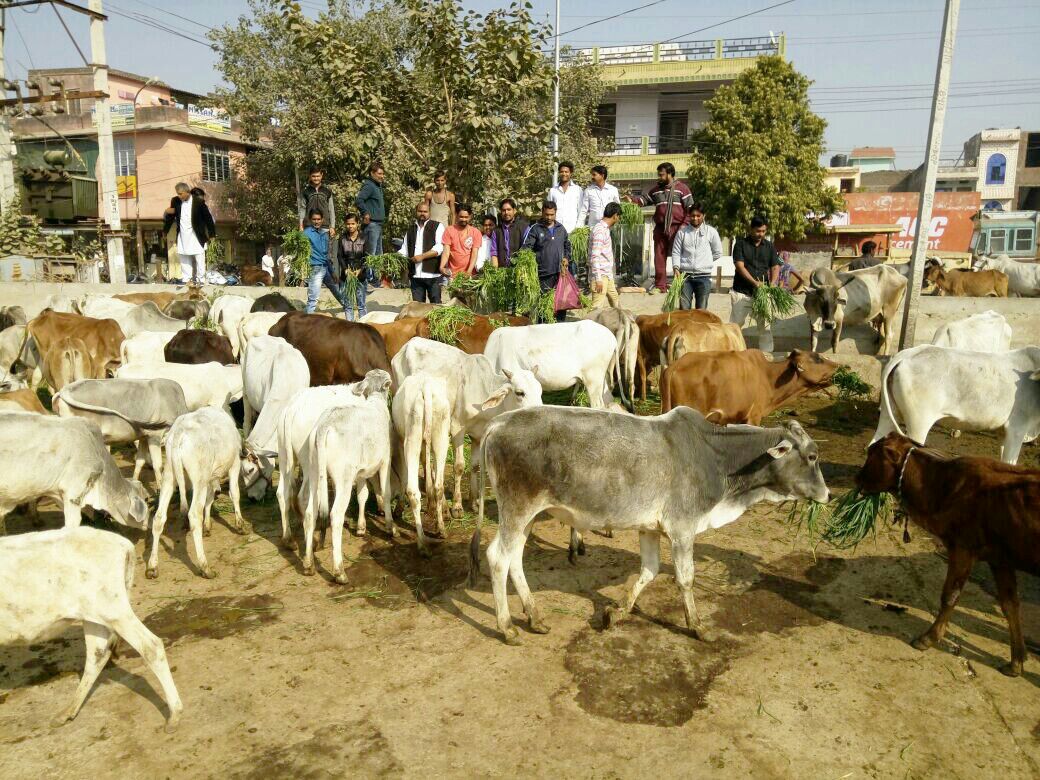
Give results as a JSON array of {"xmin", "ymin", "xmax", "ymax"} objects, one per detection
[
  {"xmin": 120, "ymin": 331, "xmax": 178, "ymax": 365},
  {"xmin": 116, "ymin": 302, "xmax": 187, "ymax": 339},
  {"xmin": 116, "ymin": 361, "xmax": 243, "ymax": 413},
  {"xmin": 0, "ymin": 388, "xmax": 47, "ymax": 414},
  {"xmin": 274, "ymin": 371, "xmax": 392, "ymax": 575},
  {"xmin": 148, "ymin": 407, "xmax": 248, "ymax": 579},
  {"xmin": 973, "ymin": 254, "xmax": 1040, "ymax": 297},
  {"xmin": 269, "ymin": 311, "xmax": 390, "ymax": 386},
  {"xmin": 40, "ymin": 294, "xmax": 79, "ymax": 313},
  {"xmin": 360, "ymin": 311, "xmax": 399, "ymax": 324},
  {"xmin": 635, "ymin": 309, "xmax": 722, "ymax": 400},
  {"xmin": 210, "ymin": 294, "xmax": 255, "ymax": 358},
  {"xmin": 484, "ymin": 321, "xmax": 618, "ymax": 409},
  {"xmin": 416, "ymin": 313, "xmax": 530, "ymax": 356},
  {"xmin": 41, "ymin": 336, "xmax": 97, "ymax": 391},
  {"xmin": 28, "ymin": 310, "xmax": 124, "ymax": 379},
  {"xmin": 163, "ymin": 297, "xmax": 210, "ymax": 322},
  {"xmin": 396, "ymin": 301, "xmax": 444, "ymax": 320},
  {"xmin": 0, "ymin": 527, "xmax": 182, "ymax": 730},
  {"xmin": 661, "ymin": 349, "xmax": 840, "ymax": 425},
  {"xmin": 391, "ymin": 373, "xmax": 451, "ymax": 556},
  {"xmin": 857, "ymin": 434, "xmax": 1040, "ymax": 676},
  {"xmin": 924, "ymin": 258, "xmax": 1008, "ymax": 298},
  {"xmin": 240, "ymin": 336, "xmax": 310, "ymax": 500},
  {"xmin": 251, "ymin": 292, "xmax": 296, "ymax": 313},
  {"xmin": 54, "ymin": 377, "xmax": 189, "ymax": 487},
  {"xmin": 870, "ymin": 345, "xmax": 1040, "ymax": 464},
  {"xmin": 310, "ymin": 375, "xmax": 394, "ymax": 583},
  {"xmin": 391, "ymin": 338, "xmax": 543, "ymax": 518},
  {"xmin": 584, "ymin": 307, "xmax": 640, "ymax": 412},
  {"xmin": 469, "ymin": 406, "xmax": 829, "ymax": 644},
  {"xmin": 803, "ymin": 264, "xmax": 908, "ymax": 355},
  {"xmin": 113, "ymin": 285, "xmax": 204, "ymax": 310},
  {"xmin": 368, "ymin": 316, "xmax": 425, "ymax": 361},
  {"xmin": 0, "ymin": 325, "xmax": 39, "ymax": 385},
  {"xmin": 164, "ymin": 329, "xmax": 236, "ymax": 365},
  {"xmin": 930, "ymin": 310, "xmax": 1012, "ymax": 352},
  {"xmin": 238, "ymin": 265, "xmax": 273, "ymax": 286},
  {"xmin": 237, "ymin": 311, "xmax": 286, "ymax": 353},
  {"xmin": 80, "ymin": 295, "xmax": 136, "ymax": 323},
  {"xmin": 0, "ymin": 414, "xmax": 150, "ymax": 534},
  {"xmin": 0, "ymin": 305, "xmax": 27, "ymax": 330},
  {"xmin": 659, "ymin": 320, "xmax": 745, "ymax": 369}
]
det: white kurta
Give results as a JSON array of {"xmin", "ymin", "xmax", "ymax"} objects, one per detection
[{"xmin": 177, "ymin": 204, "xmax": 205, "ymax": 256}]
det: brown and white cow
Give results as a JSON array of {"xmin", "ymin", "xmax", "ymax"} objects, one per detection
[
  {"xmin": 0, "ymin": 388, "xmax": 47, "ymax": 415},
  {"xmin": 803, "ymin": 264, "xmax": 908, "ymax": 355}
]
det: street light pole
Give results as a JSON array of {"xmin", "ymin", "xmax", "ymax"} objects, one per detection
[
  {"xmin": 132, "ymin": 78, "xmax": 155, "ymax": 272},
  {"xmin": 551, "ymin": 0, "xmax": 560, "ymax": 187}
]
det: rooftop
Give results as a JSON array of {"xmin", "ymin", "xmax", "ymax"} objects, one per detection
[{"xmin": 850, "ymin": 147, "xmax": 896, "ymax": 159}]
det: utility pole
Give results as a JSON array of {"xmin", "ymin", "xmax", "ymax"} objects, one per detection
[
  {"xmin": 899, "ymin": 0, "xmax": 959, "ymax": 349},
  {"xmin": 0, "ymin": 9, "xmax": 18, "ymax": 208},
  {"xmin": 88, "ymin": 0, "xmax": 127, "ymax": 283},
  {"xmin": 551, "ymin": 0, "xmax": 560, "ymax": 188}
]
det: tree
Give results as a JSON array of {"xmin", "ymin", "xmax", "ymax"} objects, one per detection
[{"xmin": 686, "ymin": 56, "xmax": 842, "ymax": 240}]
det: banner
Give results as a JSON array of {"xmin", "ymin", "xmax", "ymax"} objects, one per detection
[
  {"xmin": 117, "ymin": 175, "xmax": 136, "ymax": 199},
  {"xmin": 187, "ymin": 104, "xmax": 231, "ymax": 134},
  {"xmin": 91, "ymin": 103, "xmax": 135, "ymax": 128},
  {"xmin": 841, "ymin": 192, "xmax": 980, "ymax": 252}
]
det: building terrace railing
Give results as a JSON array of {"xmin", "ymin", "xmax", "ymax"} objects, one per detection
[
  {"xmin": 604, "ymin": 134, "xmax": 697, "ymax": 156},
  {"xmin": 562, "ymin": 35, "xmax": 783, "ymax": 66}
]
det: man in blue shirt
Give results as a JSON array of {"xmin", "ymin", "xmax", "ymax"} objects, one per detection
[
  {"xmin": 304, "ymin": 209, "xmax": 349, "ymax": 315},
  {"xmin": 355, "ymin": 162, "xmax": 387, "ymax": 257},
  {"xmin": 521, "ymin": 201, "xmax": 573, "ymax": 322}
]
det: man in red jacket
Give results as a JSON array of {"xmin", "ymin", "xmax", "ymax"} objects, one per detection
[{"xmin": 627, "ymin": 162, "xmax": 693, "ymax": 294}]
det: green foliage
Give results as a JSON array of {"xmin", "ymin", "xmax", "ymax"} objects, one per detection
[
  {"xmin": 750, "ymin": 284, "xmax": 797, "ymax": 323},
  {"xmin": 487, "ymin": 314, "xmax": 510, "ymax": 329},
  {"xmin": 281, "ymin": 228, "xmax": 311, "ymax": 285},
  {"xmin": 687, "ymin": 56, "xmax": 843, "ymax": 240},
  {"xmin": 819, "ymin": 490, "xmax": 893, "ymax": 550},
  {"xmin": 535, "ymin": 290, "xmax": 555, "ymax": 324},
  {"xmin": 448, "ymin": 267, "xmax": 513, "ymax": 313},
  {"xmin": 569, "ymin": 226, "xmax": 590, "ymax": 269},
  {"xmin": 341, "ymin": 271, "xmax": 360, "ymax": 316},
  {"xmin": 663, "ymin": 272, "xmax": 686, "ymax": 316},
  {"xmin": 833, "ymin": 366, "xmax": 872, "ymax": 400},
  {"xmin": 426, "ymin": 305, "xmax": 476, "ymax": 346},
  {"xmin": 619, "ymin": 202, "xmax": 644, "ymax": 227},
  {"xmin": 0, "ymin": 193, "xmax": 64, "ymax": 256},
  {"xmin": 365, "ymin": 252, "xmax": 408, "ymax": 281},
  {"xmin": 510, "ymin": 249, "xmax": 541, "ymax": 316}
]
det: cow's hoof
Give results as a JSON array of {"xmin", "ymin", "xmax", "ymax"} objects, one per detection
[
  {"xmin": 418, "ymin": 545, "xmax": 432, "ymax": 560},
  {"xmin": 999, "ymin": 661, "xmax": 1023, "ymax": 677},
  {"xmin": 911, "ymin": 634, "xmax": 935, "ymax": 651},
  {"xmin": 529, "ymin": 617, "xmax": 550, "ymax": 635},
  {"xmin": 333, "ymin": 571, "xmax": 348, "ymax": 585},
  {"xmin": 145, "ymin": 567, "xmax": 158, "ymax": 580},
  {"xmin": 603, "ymin": 605, "xmax": 626, "ymax": 629},
  {"xmin": 502, "ymin": 627, "xmax": 522, "ymax": 646},
  {"xmin": 691, "ymin": 625, "xmax": 715, "ymax": 643},
  {"xmin": 577, "ymin": 539, "xmax": 587, "ymax": 556},
  {"xmin": 302, "ymin": 563, "xmax": 315, "ymax": 577},
  {"xmin": 201, "ymin": 566, "xmax": 217, "ymax": 579},
  {"xmin": 164, "ymin": 713, "xmax": 181, "ymax": 733},
  {"xmin": 202, "ymin": 527, "xmax": 211, "ymax": 538},
  {"xmin": 50, "ymin": 710, "xmax": 73, "ymax": 729},
  {"xmin": 280, "ymin": 536, "xmax": 297, "ymax": 551},
  {"xmin": 234, "ymin": 522, "xmax": 250, "ymax": 536},
  {"xmin": 567, "ymin": 547, "xmax": 577, "ymax": 565}
]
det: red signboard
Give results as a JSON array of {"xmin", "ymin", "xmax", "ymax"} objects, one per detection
[{"xmin": 840, "ymin": 192, "xmax": 980, "ymax": 252}]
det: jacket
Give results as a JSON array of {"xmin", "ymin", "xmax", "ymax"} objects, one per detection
[
  {"xmin": 163, "ymin": 195, "xmax": 216, "ymax": 246},
  {"xmin": 490, "ymin": 218, "xmax": 529, "ymax": 268},
  {"xmin": 670, "ymin": 223, "xmax": 723, "ymax": 275},
  {"xmin": 337, "ymin": 232, "xmax": 367, "ymax": 272},
  {"xmin": 403, "ymin": 220, "xmax": 443, "ymax": 276},
  {"xmin": 355, "ymin": 177, "xmax": 387, "ymax": 223},
  {"xmin": 521, "ymin": 221, "xmax": 572, "ymax": 278},
  {"xmin": 297, "ymin": 184, "xmax": 336, "ymax": 230},
  {"xmin": 635, "ymin": 180, "xmax": 693, "ymax": 233}
]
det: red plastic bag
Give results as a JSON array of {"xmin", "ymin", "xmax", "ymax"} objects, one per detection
[{"xmin": 554, "ymin": 270, "xmax": 580, "ymax": 312}]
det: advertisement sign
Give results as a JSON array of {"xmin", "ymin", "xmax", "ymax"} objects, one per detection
[
  {"xmin": 91, "ymin": 103, "xmax": 135, "ymax": 128},
  {"xmin": 187, "ymin": 104, "xmax": 231, "ymax": 134},
  {"xmin": 117, "ymin": 175, "xmax": 136, "ymax": 199},
  {"xmin": 841, "ymin": 192, "xmax": 980, "ymax": 252}
]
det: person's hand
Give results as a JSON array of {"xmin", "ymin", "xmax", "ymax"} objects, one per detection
[
  {"xmin": 560, "ymin": 259, "xmax": 568, "ymax": 273},
  {"xmin": 329, "ymin": 227, "xmax": 336, "ymax": 238},
  {"xmin": 596, "ymin": 279, "xmax": 605, "ymax": 293},
  {"xmin": 412, "ymin": 255, "xmax": 424, "ymax": 263},
  {"xmin": 165, "ymin": 207, "xmax": 175, "ymax": 215},
  {"xmin": 673, "ymin": 265, "xmax": 681, "ymax": 275},
  {"xmin": 753, "ymin": 279, "xmax": 763, "ymax": 289}
]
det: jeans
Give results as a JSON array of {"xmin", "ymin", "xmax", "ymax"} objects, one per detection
[
  {"xmin": 306, "ymin": 264, "xmax": 349, "ymax": 314},
  {"xmin": 364, "ymin": 221, "xmax": 383, "ymax": 256},
  {"xmin": 410, "ymin": 276, "xmax": 442, "ymax": 303},
  {"xmin": 343, "ymin": 272, "xmax": 368, "ymax": 321},
  {"xmin": 680, "ymin": 274, "xmax": 712, "ymax": 310}
]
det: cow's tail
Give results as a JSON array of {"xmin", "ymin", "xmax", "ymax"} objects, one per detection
[
  {"xmin": 422, "ymin": 385, "xmax": 434, "ymax": 499},
  {"xmin": 53, "ymin": 391, "xmax": 170, "ymax": 431},
  {"xmin": 612, "ymin": 331, "xmax": 630, "ymax": 412},
  {"xmin": 3, "ymin": 320, "xmax": 33, "ymax": 384},
  {"xmin": 877, "ymin": 351, "xmax": 908, "ymax": 440},
  {"xmin": 315, "ymin": 424, "xmax": 332, "ymax": 522},
  {"xmin": 467, "ymin": 426, "xmax": 492, "ymax": 587}
]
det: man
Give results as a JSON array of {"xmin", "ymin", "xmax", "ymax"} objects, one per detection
[
  {"xmin": 730, "ymin": 216, "xmax": 782, "ymax": 353},
  {"xmin": 476, "ymin": 214, "xmax": 496, "ymax": 273},
  {"xmin": 356, "ymin": 162, "xmax": 387, "ymax": 256},
  {"xmin": 521, "ymin": 201, "xmax": 572, "ymax": 323},
  {"xmin": 628, "ymin": 162, "xmax": 693, "ymax": 294},
  {"xmin": 548, "ymin": 160, "xmax": 583, "ymax": 233},
  {"xmin": 298, "ymin": 166, "xmax": 336, "ymax": 237},
  {"xmin": 589, "ymin": 201, "xmax": 621, "ymax": 309},
  {"xmin": 163, "ymin": 182, "xmax": 215, "ymax": 284},
  {"xmin": 440, "ymin": 203, "xmax": 481, "ymax": 278},
  {"xmin": 260, "ymin": 246, "xmax": 275, "ymax": 281},
  {"xmin": 490, "ymin": 198, "xmax": 529, "ymax": 269},
  {"xmin": 303, "ymin": 210, "xmax": 349, "ymax": 315},
  {"xmin": 399, "ymin": 201, "xmax": 445, "ymax": 303},
  {"xmin": 845, "ymin": 240, "xmax": 882, "ymax": 271},
  {"xmin": 337, "ymin": 213, "xmax": 368, "ymax": 321},
  {"xmin": 423, "ymin": 171, "xmax": 455, "ymax": 227},
  {"xmin": 576, "ymin": 164, "xmax": 620, "ymax": 228},
  {"xmin": 670, "ymin": 203, "xmax": 722, "ymax": 310}
]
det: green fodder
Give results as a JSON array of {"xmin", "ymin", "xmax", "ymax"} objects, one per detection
[
  {"xmin": 819, "ymin": 490, "xmax": 893, "ymax": 550},
  {"xmin": 620, "ymin": 201, "xmax": 644, "ymax": 226},
  {"xmin": 577, "ymin": 292, "xmax": 593, "ymax": 311},
  {"xmin": 447, "ymin": 267, "xmax": 513, "ymax": 313},
  {"xmin": 511, "ymin": 249, "xmax": 541, "ymax": 316},
  {"xmin": 189, "ymin": 313, "xmax": 219, "ymax": 332},
  {"xmin": 487, "ymin": 315, "xmax": 510, "ymax": 329},
  {"xmin": 833, "ymin": 365, "xmax": 872, "ymax": 400},
  {"xmin": 785, "ymin": 500, "xmax": 827, "ymax": 541},
  {"xmin": 750, "ymin": 284, "xmax": 797, "ymax": 323},
  {"xmin": 365, "ymin": 252, "xmax": 409, "ymax": 281},
  {"xmin": 341, "ymin": 272, "xmax": 360, "ymax": 316},
  {"xmin": 536, "ymin": 290, "xmax": 556, "ymax": 324},
  {"xmin": 281, "ymin": 229, "xmax": 312, "ymax": 286},
  {"xmin": 663, "ymin": 271, "xmax": 686, "ymax": 318},
  {"xmin": 569, "ymin": 226, "xmax": 590, "ymax": 268},
  {"xmin": 426, "ymin": 306, "xmax": 476, "ymax": 346}
]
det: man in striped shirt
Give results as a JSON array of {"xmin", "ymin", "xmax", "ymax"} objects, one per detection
[
  {"xmin": 589, "ymin": 202, "xmax": 621, "ymax": 308},
  {"xmin": 627, "ymin": 162, "xmax": 693, "ymax": 294}
]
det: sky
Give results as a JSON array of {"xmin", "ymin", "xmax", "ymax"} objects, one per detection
[{"xmin": 6, "ymin": 0, "xmax": 1040, "ymax": 168}]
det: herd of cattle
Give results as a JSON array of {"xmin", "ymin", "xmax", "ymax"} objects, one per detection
[{"xmin": 1, "ymin": 255, "xmax": 1039, "ymax": 733}]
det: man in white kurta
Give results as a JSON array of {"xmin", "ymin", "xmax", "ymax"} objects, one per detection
[{"xmin": 176, "ymin": 192, "xmax": 206, "ymax": 283}]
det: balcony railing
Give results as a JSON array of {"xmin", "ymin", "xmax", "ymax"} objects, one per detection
[
  {"xmin": 604, "ymin": 134, "xmax": 696, "ymax": 156},
  {"xmin": 563, "ymin": 35, "xmax": 782, "ymax": 66}
]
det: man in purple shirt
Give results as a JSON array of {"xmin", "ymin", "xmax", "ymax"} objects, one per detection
[{"xmin": 490, "ymin": 198, "xmax": 530, "ymax": 268}]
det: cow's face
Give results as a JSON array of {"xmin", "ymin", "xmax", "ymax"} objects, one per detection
[
  {"xmin": 973, "ymin": 256, "xmax": 993, "ymax": 272},
  {"xmin": 765, "ymin": 421, "xmax": 830, "ymax": 503},
  {"xmin": 241, "ymin": 449, "xmax": 275, "ymax": 501},
  {"xmin": 493, "ymin": 368, "xmax": 543, "ymax": 411},
  {"xmin": 354, "ymin": 369, "xmax": 393, "ymax": 399},
  {"xmin": 805, "ymin": 283, "xmax": 846, "ymax": 331},
  {"xmin": 788, "ymin": 350, "xmax": 839, "ymax": 387},
  {"xmin": 856, "ymin": 433, "xmax": 914, "ymax": 494}
]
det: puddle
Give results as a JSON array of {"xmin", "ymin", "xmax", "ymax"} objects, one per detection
[{"xmin": 145, "ymin": 594, "xmax": 283, "ymax": 644}]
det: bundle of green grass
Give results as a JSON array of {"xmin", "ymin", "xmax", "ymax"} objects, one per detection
[
  {"xmin": 787, "ymin": 490, "xmax": 894, "ymax": 550},
  {"xmin": 365, "ymin": 252, "xmax": 409, "ymax": 282},
  {"xmin": 280, "ymin": 229, "xmax": 312, "ymax": 286},
  {"xmin": 750, "ymin": 284, "xmax": 797, "ymax": 323},
  {"xmin": 426, "ymin": 306, "xmax": 476, "ymax": 347}
]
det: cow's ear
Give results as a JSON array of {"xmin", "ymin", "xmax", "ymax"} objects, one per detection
[
  {"xmin": 352, "ymin": 381, "xmax": 367, "ymax": 396},
  {"xmin": 1031, "ymin": 370, "xmax": 1040, "ymax": 382},
  {"xmin": 767, "ymin": 440, "xmax": 794, "ymax": 459},
  {"xmin": 481, "ymin": 386, "xmax": 510, "ymax": 410}
]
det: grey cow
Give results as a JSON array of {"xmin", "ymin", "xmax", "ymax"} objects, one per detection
[
  {"xmin": 469, "ymin": 406, "xmax": 830, "ymax": 644},
  {"xmin": 583, "ymin": 307, "xmax": 639, "ymax": 412}
]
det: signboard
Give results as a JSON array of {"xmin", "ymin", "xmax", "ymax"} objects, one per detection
[
  {"xmin": 841, "ymin": 192, "xmax": 980, "ymax": 252},
  {"xmin": 187, "ymin": 104, "xmax": 231, "ymax": 134},
  {"xmin": 91, "ymin": 103, "xmax": 135, "ymax": 128},
  {"xmin": 117, "ymin": 175, "xmax": 136, "ymax": 199}
]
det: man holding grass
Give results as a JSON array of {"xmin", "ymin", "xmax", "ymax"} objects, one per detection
[{"xmin": 730, "ymin": 215, "xmax": 781, "ymax": 353}]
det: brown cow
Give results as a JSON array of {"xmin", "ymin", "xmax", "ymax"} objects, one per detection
[
  {"xmin": 924, "ymin": 259, "xmax": 1008, "ymax": 297},
  {"xmin": 417, "ymin": 312, "xmax": 529, "ymax": 355},
  {"xmin": 42, "ymin": 336, "xmax": 97, "ymax": 391},
  {"xmin": 660, "ymin": 320, "xmax": 745, "ymax": 369},
  {"xmin": 28, "ymin": 310, "xmax": 124, "ymax": 379},
  {"xmin": 368, "ymin": 317, "xmax": 425, "ymax": 361},
  {"xmin": 239, "ymin": 265, "xmax": 273, "ymax": 286},
  {"xmin": 269, "ymin": 311, "xmax": 390, "ymax": 386},
  {"xmin": 164, "ymin": 329, "xmax": 236, "ymax": 365},
  {"xmin": 0, "ymin": 388, "xmax": 47, "ymax": 414},
  {"xmin": 857, "ymin": 433, "xmax": 1040, "ymax": 676},
  {"xmin": 114, "ymin": 285, "xmax": 205, "ymax": 310},
  {"xmin": 635, "ymin": 309, "xmax": 722, "ymax": 400},
  {"xmin": 660, "ymin": 349, "xmax": 839, "ymax": 425}
]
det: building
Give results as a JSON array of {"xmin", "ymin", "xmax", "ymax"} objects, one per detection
[
  {"xmin": 1015, "ymin": 130, "xmax": 1040, "ymax": 210},
  {"xmin": 973, "ymin": 210, "xmax": 1039, "ymax": 259},
  {"xmin": 570, "ymin": 36, "xmax": 784, "ymax": 195},
  {"xmin": 904, "ymin": 128, "xmax": 1021, "ymax": 210},
  {"xmin": 847, "ymin": 147, "xmax": 896, "ymax": 173},
  {"xmin": 823, "ymin": 159, "xmax": 860, "ymax": 193},
  {"xmin": 13, "ymin": 67, "xmax": 269, "ymax": 274}
]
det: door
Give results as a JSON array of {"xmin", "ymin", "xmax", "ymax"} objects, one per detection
[{"xmin": 658, "ymin": 111, "xmax": 689, "ymax": 154}]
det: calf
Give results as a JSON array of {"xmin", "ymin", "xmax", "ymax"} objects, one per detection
[
  {"xmin": 924, "ymin": 258, "xmax": 1008, "ymax": 297},
  {"xmin": 42, "ymin": 335, "xmax": 97, "ymax": 391},
  {"xmin": 164, "ymin": 329, "xmax": 236, "ymax": 365},
  {"xmin": 635, "ymin": 309, "xmax": 721, "ymax": 400},
  {"xmin": 148, "ymin": 407, "xmax": 248, "ymax": 579},
  {"xmin": 396, "ymin": 301, "xmax": 443, "ymax": 320},
  {"xmin": 0, "ymin": 304, "xmax": 27, "ymax": 330},
  {"xmin": 369, "ymin": 316, "xmax": 425, "ymax": 361},
  {"xmin": 116, "ymin": 361, "xmax": 243, "ymax": 412},
  {"xmin": 661, "ymin": 349, "xmax": 839, "ymax": 425},
  {"xmin": 114, "ymin": 285, "xmax": 204, "ymax": 310},
  {"xmin": 857, "ymin": 434, "xmax": 1040, "ymax": 676},
  {"xmin": 269, "ymin": 311, "xmax": 390, "ymax": 386},
  {"xmin": 0, "ymin": 527, "xmax": 182, "ymax": 730},
  {"xmin": 0, "ymin": 324, "xmax": 39, "ymax": 385},
  {"xmin": 210, "ymin": 294, "xmax": 255, "ymax": 357},
  {"xmin": 803, "ymin": 265, "xmax": 908, "ymax": 354},
  {"xmin": 120, "ymin": 331, "xmax": 177, "ymax": 365},
  {"xmin": 311, "ymin": 376, "xmax": 394, "ymax": 583},
  {"xmin": 164, "ymin": 298, "xmax": 210, "ymax": 322},
  {"xmin": 584, "ymin": 307, "xmax": 639, "ymax": 412},
  {"xmin": 974, "ymin": 253, "xmax": 1040, "ymax": 297},
  {"xmin": 251, "ymin": 292, "xmax": 296, "ymax": 313},
  {"xmin": 660, "ymin": 320, "xmax": 745, "ymax": 369},
  {"xmin": 28, "ymin": 310, "xmax": 125, "ymax": 378},
  {"xmin": 238, "ymin": 265, "xmax": 273, "ymax": 286},
  {"xmin": 471, "ymin": 407, "xmax": 829, "ymax": 644},
  {"xmin": 237, "ymin": 311, "xmax": 286, "ymax": 353},
  {"xmin": 116, "ymin": 302, "xmax": 188, "ymax": 339},
  {"xmin": 0, "ymin": 388, "xmax": 47, "ymax": 414}
]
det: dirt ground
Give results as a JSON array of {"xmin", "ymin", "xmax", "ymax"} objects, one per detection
[{"xmin": 1, "ymin": 392, "xmax": 1039, "ymax": 779}]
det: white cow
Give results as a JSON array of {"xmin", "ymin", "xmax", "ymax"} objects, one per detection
[
  {"xmin": 311, "ymin": 375, "xmax": 394, "ymax": 583},
  {"xmin": 871, "ymin": 345, "xmax": 1040, "ymax": 463},
  {"xmin": 210, "ymin": 294, "xmax": 256, "ymax": 358},
  {"xmin": 236, "ymin": 311, "xmax": 286, "ymax": 354},
  {"xmin": 40, "ymin": 294, "xmax": 79, "ymax": 314},
  {"xmin": 0, "ymin": 414, "xmax": 150, "ymax": 533},
  {"xmin": 391, "ymin": 373, "xmax": 451, "ymax": 556},
  {"xmin": 360, "ymin": 311, "xmax": 399, "ymax": 324},
  {"xmin": 803, "ymin": 264, "xmax": 908, "ymax": 355},
  {"xmin": 484, "ymin": 321, "xmax": 618, "ymax": 408},
  {"xmin": 0, "ymin": 527, "xmax": 182, "ymax": 730},
  {"xmin": 117, "ymin": 361, "xmax": 243, "ymax": 412},
  {"xmin": 974, "ymin": 254, "xmax": 1040, "ymax": 297},
  {"xmin": 391, "ymin": 338, "xmax": 543, "ymax": 516},
  {"xmin": 80, "ymin": 295, "xmax": 135, "ymax": 321},
  {"xmin": 148, "ymin": 407, "xmax": 247, "ymax": 579},
  {"xmin": 120, "ymin": 330, "xmax": 178, "ymax": 365},
  {"xmin": 930, "ymin": 310, "xmax": 1012, "ymax": 352},
  {"xmin": 81, "ymin": 298, "xmax": 185, "ymax": 339}
]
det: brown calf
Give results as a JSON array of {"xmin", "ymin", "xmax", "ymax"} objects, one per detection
[
  {"xmin": 369, "ymin": 317, "xmax": 425, "ymax": 360},
  {"xmin": 396, "ymin": 301, "xmax": 444, "ymax": 320},
  {"xmin": 269, "ymin": 311, "xmax": 390, "ymax": 386},
  {"xmin": 857, "ymin": 433, "xmax": 1040, "ymax": 676},
  {"xmin": 660, "ymin": 349, "xmax": 839, "ymax": 425},
  {"xmin": 42, "ymin": 336, "xmax": 97, "ymax": 391},
  {"xmin": 635, "ymin": 309, "xmax": 722, "ymax": 400},
  {"xmin": 114, "ymin": 285, "xmax": 205, "ymax": 310},
  {"xmin": 164, "ymin": 329, "xmax": 236, "ymax": 365},
  {"xmin": 660, "ymin": 320, "xmax": 745, "ymax": 369},
  {"xmin": 924, "ymin": 260, "xmax": 1008, "ymax": 297},
  {"xmin": 239, "ymin": 265, "xmax": 274, "ymax": 286},
  {"xmin": 28, "ymin": 310, "xmax": 125, "ymax": 378},
  {"xmin": 0, "ymin": 388, "xmax": 47, "ymax": 414}
]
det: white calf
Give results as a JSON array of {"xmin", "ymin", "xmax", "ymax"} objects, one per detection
[
  {"xmin": 0, "ymin": 527, "xmax": 182, "ymax": 730},
  {"xmin": 148, "ymin": 408, "xmax": 247, "ymax": 579},
  {"xmin": 210, "ymin": 294, "xmax": 255, "ymax": 358},
  {"xmin": 116, "ymin": 361, "xmax": 243, "ymax": 412},
  {"xmin": 237, "ymin": 311, "xmax": 286, "ymax": 355},
  {"xmin": 120, "ymin": 331, "xmax": 177, "ymax": 365}
]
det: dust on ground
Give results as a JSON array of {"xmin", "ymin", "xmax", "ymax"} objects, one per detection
[{"xmin": 1, "ymin": 394, "xmax": 1038, "ymax": 778}]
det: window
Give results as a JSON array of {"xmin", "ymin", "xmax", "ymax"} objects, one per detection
[
  {"xmin": 1013, "ymin": 227, "xmax": 1034, "ymax": 252},
  {"xmin": 987, "ymin": 228, "xmax": 1007, "ymax": 253},
  {"xmin": 201, "ymin": 143, "xmax": 231, "ymax": 182},
  {"xmin": 113, "ymin": 137, "xmax": 136, "ymax": 176},
  {"xmin": 658, "ymin": 110, "xmax": 689, "ymax": 154},
  {"xmin": 985, "ymin": 153, "xmax": 1006, "ymax": 185},
  {"xmin": 1026, "ymin": 133, "xmax": 1040, "ymax": 168},
  {"xmin": 593, "ymin": 103, "xmax": 616, "ymax": 142},
  {"xmin": 984, "ymin": 200, "xmax": 1004, "ymax": 211}
]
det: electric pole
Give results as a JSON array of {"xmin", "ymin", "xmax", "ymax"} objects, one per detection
[
  {"xmin": 0, "ymin": 9, "xmax": 17, "ymax": 208},
  {"xmin": 551, "ymin": 0, "xmax": 560, "ymax": 187},
  {"xmin": 899, "ymin": 0, "xmax": 959, "ymax": 349}
]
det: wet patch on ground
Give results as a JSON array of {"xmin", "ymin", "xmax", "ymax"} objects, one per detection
[
  {"xmin": 145, "ymin": 594, "xmax": 283, "ymax": 644},
  {"xmin": 223, "ymin": 720, "xmax": 401, "ymax": 778},
  {"xmin": 0, "ymin": 636, "xmax": 77, "ymax": 689}
]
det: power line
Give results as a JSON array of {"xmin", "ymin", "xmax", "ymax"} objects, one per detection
[
  {"xmin": 562, "ymin": 2, "xmax": 1040, "ymax": 18},
  {"xmin": 556, "ymin": 0, "xmax": 676, "ymax": 38},
  {"xmin": 9, "ymin": 17, "xmax": 36, "ymax": 70},
  {"xmin": 659, "ymin": 0, "xmax": 799, "ymax": 44},
  {"xmin": 126, "ymin": 0, "xmax": 214, "ymax": 31},
  {"xmin": 822, "ymin": 100, "xmax": 1040, "ymax": 115},
  {"xmin": 105, "ymin": 3, "xmax": 215, "ymax": 47},
  {"xmin": 51, "ymin": 4, "xmax": 89, "ymax": 67}
]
